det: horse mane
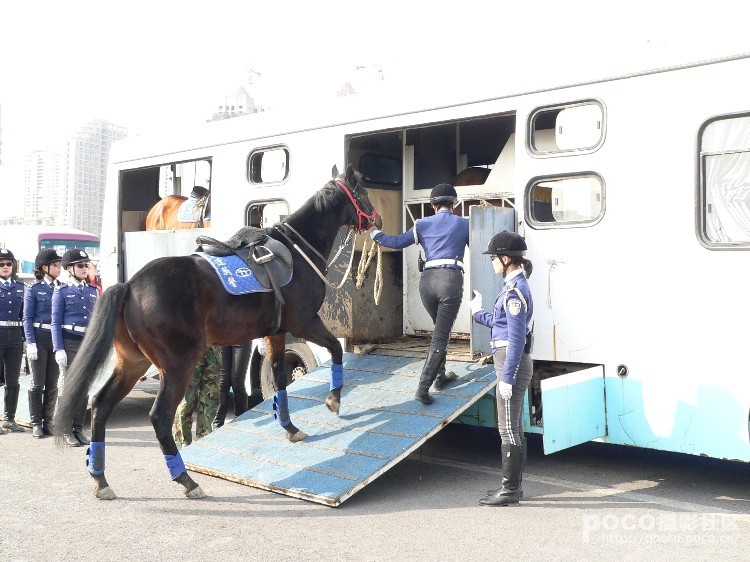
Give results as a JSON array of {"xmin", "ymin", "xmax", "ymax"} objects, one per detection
[{"xmin": 286, "ymin": 179, "xmax": 343, "ymax": 221}]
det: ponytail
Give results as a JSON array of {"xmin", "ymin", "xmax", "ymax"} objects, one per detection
[
  {"xmin": 508, "ymin": 256, "xmax": 533, "ymax": 278},
  {"xmin": 522, "ymin": 258, "xmax": 533, "ymax": 278}
]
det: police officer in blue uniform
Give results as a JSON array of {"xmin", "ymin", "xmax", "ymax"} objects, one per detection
[
  {"xmin": 370, "ymin": 183, "xmax": 470, "ymax": 404},
  {"xmin": 0, "ymin": 248, "xmax": 26, "ymax": 432},
  {"xmin": 470, "ymin": 231, "xmax": 534, "ymax": 506},
  {"xmin": 52, "ymin": 249, "xmax": 98, "ymax": 446},
  {"xmin": 23, "ymin": 249, "xmax": 63, "ymax": 438}
]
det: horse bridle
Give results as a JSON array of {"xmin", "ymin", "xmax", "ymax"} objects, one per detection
[{"xmin": 335, "ymin": 179, "xmax": 378, "ymax": 232}]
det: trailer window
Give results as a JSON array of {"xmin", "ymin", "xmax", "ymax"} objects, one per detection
[
  {"xmin": 248, "ymin": 147, "xmax": 289, "ymax": 185},
  {"xmin": 526, "ymin": 174, "xmax": 604, "ymax": 227},
  {"xmin": 528, "ymin": 101, "xmax": 604, "ymax": 156},
  {"xmin": 700, "ymin": 115, "xmax": 750, "ymax": 247},
  {"xmin": 246, "ymin": 200, "xmax": 290, "ymax": 228}
]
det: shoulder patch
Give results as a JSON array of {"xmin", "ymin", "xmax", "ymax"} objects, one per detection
[{"xmin": 507, "ymin": 298, "xmax": 522, "ymax": 316}]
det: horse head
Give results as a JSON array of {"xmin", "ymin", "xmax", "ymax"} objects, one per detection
[{"xmin": 332, "ymin": 164, "xmax": 383, "ymax": 231}]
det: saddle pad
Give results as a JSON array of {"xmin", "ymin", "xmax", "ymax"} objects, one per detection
[
  {"xmin": 176, "ymin": 198, "xmax": 198, "ymax": 223},
  {"xmin": 195, "ymin": 252, "xmax": 292, "ymax": 295}
]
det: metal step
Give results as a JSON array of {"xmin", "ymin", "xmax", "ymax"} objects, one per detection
[{"xmin": 181, "ymin": 352, "xmax": 496, "ymax": 506}]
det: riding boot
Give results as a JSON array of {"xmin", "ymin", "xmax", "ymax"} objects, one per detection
[
  {"xmin": 488, "ymin": 436, "xmax": 527, "ymax": 498},
  {"xmin": 212, "ymin": 393, "xmax": 229, "ymax": 430},
  {"xmin": 415, "ymin": 349, "xmax": 445, "ymax": 404},
  {"xmin": 233, "ymin": 389, "xmax": 248, "ymax": 418},
  {"xmin": 1, "ymin": 386, "xmax": 24, "ymax": 432},
  {"xmin": 29, "ymin": 389, "xmax": 45, "ymax": 438},
  {"xmin": 71, "ymin": 399, "xmax": 90, "ymax": 446},
  {"xmin": 480, "ymin": 443, "xmax": 523, "ymax": 506},
  {"xmin": 42, "ymin": 384, "xmax": 57, "ymax": 437},
  {"xmin": 433, "ymin": 355, "xmax": 458, "ymax": 391}
]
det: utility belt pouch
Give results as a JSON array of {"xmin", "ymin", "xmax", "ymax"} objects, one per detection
[
  {"xmin": 524, "ymin": 330, "xmax": 534, "ymax": 354},
  {"xmin": 417, "ymin": 252, "xmax": 425, "ymax": 272}
]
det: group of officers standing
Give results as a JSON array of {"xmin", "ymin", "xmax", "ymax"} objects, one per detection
[{"xmin": 0, "ymin": 246, "xmax": 96, "ymax": 445}]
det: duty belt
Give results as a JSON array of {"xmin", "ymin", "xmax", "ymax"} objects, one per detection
[
  {"xmin": 0, "ymin": 321, "xmax": 21, "ymax": 327},
  {"xmin": 491, "ymin": 339, "xmax": 509, "ymax": 350},
  {"xmin": 62, "ymin": 324, "xmax": 86, "ymax": 333},
  {"xmin": 33, "ymin": 322, "xmax": 52, "ymax": 329},
  {"xmin": 424, "ymin": 259, "xmax": 464, "ymax": 271}
]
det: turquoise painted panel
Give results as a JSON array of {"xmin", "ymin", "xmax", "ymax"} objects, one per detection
[{"xmin": 540, "ymin": 366, "xmax": 605, "ymax": 454}]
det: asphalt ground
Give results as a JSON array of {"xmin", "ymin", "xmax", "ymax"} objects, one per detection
[{"xmin": 1, "ymin": 381, "xmax": 748, "ymax": 561}]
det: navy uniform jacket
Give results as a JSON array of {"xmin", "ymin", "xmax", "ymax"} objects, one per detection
[
  {"xmin": 51, "ymin": 281, "xmax": 98, "ymax": 352},
  {"xmin": 372, "ymin": 209, "xmax": 470, "ymax": 270},
  {"xmin": 0, "ymin": 278, "xmax": 25, "ymax": 325},
  {"xmin": 23, "ymin": 279, "xmax": 59, "ymax": 344},
  {"xmin": 473, "ymin": 269, "xmax": 534, "ymax": 385}
]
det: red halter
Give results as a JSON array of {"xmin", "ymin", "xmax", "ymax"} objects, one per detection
[{"xmin": 336, "ymin": 180, "xmax": 379, "ymax": 232}]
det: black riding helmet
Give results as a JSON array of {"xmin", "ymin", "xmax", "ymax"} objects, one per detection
[
  {"xmin": 35, "ymin": 249, "xmax": 62, "ymax": 269},
  {"xmin": 483, "ymin": 231, "xmax": 527, "ymax": 256},
  {"xmin": 430, "ymin": 183, "xmax": 457, "ymax": 205},
  {"xmin": 0, "ymin": 248, "xmax": 15, "ymax": 261},
  {"xmin": 61, "ymin": 249, "xmax": 90, "ymax": 269}
]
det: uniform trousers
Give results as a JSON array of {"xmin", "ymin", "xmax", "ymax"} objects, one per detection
[
  {"xmin": 419, "ymin": 267, "xmax": 464, "ymax": 352},
  {"xmin": 29, "ymin": 329, "xmax": 60, "ymax": 395},
  {"xmin": 61, "ymin": 334, "xmax": 89, "ymax": 431},
  {"xmin": 493, "ymin": 348, "xmax": 533, "ymax": 446},
  {"xmin": 219, "ymin": 342, "xmax": 250, "ymax": 410},
  {"xmin": 0, "ymin": 326, "xmax": 23, "ymax": 389}
]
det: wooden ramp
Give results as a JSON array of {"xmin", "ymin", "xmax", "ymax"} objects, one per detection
[{"xmin": 181, "ymin": 352, "xmax": 496, "ymax": 506}]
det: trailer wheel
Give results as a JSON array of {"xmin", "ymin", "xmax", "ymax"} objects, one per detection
[{"xmin": 259, "ymin": 343, "xmax": 318, "ymax": 400}]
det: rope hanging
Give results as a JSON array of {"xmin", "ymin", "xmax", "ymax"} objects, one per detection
[{"xmin": 355, "ymin": 235, "xmax": 383, "ymax": 305}]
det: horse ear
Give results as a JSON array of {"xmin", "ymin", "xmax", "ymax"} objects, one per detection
[
  {"xmin": 331, "ymin": 164, "xmax": 339, "ymax": 179},
  {"xmin": 345, "ymin": 164, "xmax": 355, "ymax": 183}
]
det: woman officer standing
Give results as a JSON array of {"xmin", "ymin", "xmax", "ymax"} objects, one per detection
[
  {"xmin": 23, "ymin": 249, "xmax": 63, "ymax": 438},
  {"xmin": 370, "ymin": 183, "xmax": 469, "ymax": 404},
  {"xmin": 469, "ymin": 231, "xmax": 534, "ymax": 506},
  {"xmin": 0, "ymin": 248, "xmax": 26, "ymax": 433},
  {"xmin": 52, "ymin": 249, "xmax": 98, "ymax": 447}
]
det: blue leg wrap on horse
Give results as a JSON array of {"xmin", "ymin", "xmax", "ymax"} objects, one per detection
[
  {"xmin": 331, "ymin": 363, "xmax": 344, "ymax": 391},
  {"xmin": 86, "ymin": 442, "xmax": 105, "ymax": 476},
  {"xmin": 273, "ymin": 390, "xmax": 291, "ymax": 428},
  {"xmin": 164, "ymin": 453, "xmax": 186, "ymax": 480}
]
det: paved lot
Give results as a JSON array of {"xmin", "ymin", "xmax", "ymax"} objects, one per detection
[{"xmin": 1, "ymin": 383, "xmax": 748, "ymax": 561}]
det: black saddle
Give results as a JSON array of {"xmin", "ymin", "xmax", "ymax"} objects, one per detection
[
  {"xmin": 195, "ymin": 228, "xmax": 291, "ymax": 333},
  {"xmin": 195, "ymin": 227, "xmax": 292, "ymax": 289}
]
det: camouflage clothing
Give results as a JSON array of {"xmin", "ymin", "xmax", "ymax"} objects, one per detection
[{"xmin": 173, "ymin": 346, "xmax": 221, "ymax": 445}]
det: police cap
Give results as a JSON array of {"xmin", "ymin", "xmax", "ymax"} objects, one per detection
[
  {"xmin": 483, "ymin": 231, "xmax": 527, "ymax": 256},
  {"xmin": 61, "ymin": 249, "xmax": 90, "ymax": 268},
  {"xmin": 430, "ymin": 183, "xmax": 457, "ymax": 204},
  {"xmin": 0, "ymin": 248, "xmax": 15, "ymax": 261},
  {"xmin": 35, "ymin": 249, "xmax": 62, "ymax": 269}
]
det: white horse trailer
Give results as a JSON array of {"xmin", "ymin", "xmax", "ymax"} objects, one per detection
[{"xmin": 101, "ymin": 53, "xmax": 750, "ymax": 462}]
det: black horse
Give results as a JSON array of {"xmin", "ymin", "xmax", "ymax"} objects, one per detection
[{"xmin": 54, "ymin": 165, "xmax": 382, "ymax": 500}]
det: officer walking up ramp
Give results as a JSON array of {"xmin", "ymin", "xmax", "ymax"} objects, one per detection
[{"xmin": 181, "ymin": 352, "xmax": 496, "ymax": 506}]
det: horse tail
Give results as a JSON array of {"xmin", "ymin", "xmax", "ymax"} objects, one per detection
[{"xmin": 54, "ymin": 283, "xmax": 129, "ymax": 445}]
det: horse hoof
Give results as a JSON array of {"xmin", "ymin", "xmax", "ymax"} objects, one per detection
[
  {"xmin": 185, "ymin": 486, "xmax": 207, "ymax": 499},
  {"xmin": 286, "ymin": 430, "xmax": 308, "ymax": 443},
  {"xmin": 325, "ymin": 395, "xmax": 340, "ymax": 415},
  {"xmin": 95, "ymin": 486, "xmax": 117, "ymax": 500}
]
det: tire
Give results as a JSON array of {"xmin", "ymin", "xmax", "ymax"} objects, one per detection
[{"xmin": 259, "ymin": 342, "xmax": 318, "ymax": 400}]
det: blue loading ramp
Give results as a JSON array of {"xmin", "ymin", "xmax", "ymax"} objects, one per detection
[{"xmin": 181, "ymin": 352, "xmax": 496, "ymax": 506}]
